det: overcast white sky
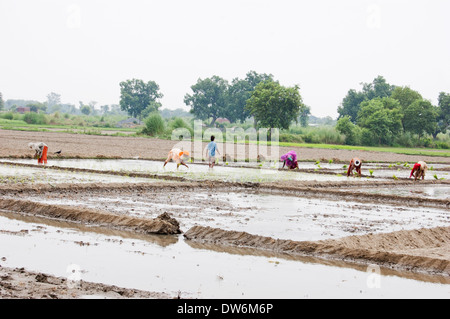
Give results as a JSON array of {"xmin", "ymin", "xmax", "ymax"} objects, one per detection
[{"xmin": 1, "ymin": 0, "xmax": 449, "ymax": 118}]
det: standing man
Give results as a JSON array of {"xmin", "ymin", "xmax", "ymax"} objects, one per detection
[
  {"xmin": 29, "ymin": 142, "xmax": 48, "ymax": 165},
  {"xmin": 205, "ymin": 135, "xmax": 220, "ymax": 169}
]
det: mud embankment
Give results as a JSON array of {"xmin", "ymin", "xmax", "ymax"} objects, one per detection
[
  {"xmin": 262, "ymin": 181, "xmax": 450, "ymax": 209},
  {"xmin": 0, "ymin": 198, "xmax": 181, "ymax": 235},
  {"xmin": 0, "ymin": 178, "xmax": 448, "ymax": 212},
  {"xmin": 0, "ymin": 266, "xmax": 171, "ymax": 299},
  {"xmin": 184, "ymin": 226, "xmax": 450, "ymax": 276}
]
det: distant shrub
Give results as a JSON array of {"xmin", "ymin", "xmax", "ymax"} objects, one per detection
[
  {"xmin": 168, "ymin": 117, "xmax": 193, "ymax": 134},
  {"xmin": 1, "ymin": 112, "xmax": 14, "ymax": 120},
  {"xmin": 143, "ymin": 112, "xmax": 165, "ymax": 136},
  {"xmin": 279, "ymin": 133, "xmax": 304, "ymax": 143},
  {"xmin": 435, "ymin": 141, "xmax": 449, "ymax": 149},
  {"xmin": 23, "ymin": 112, "xmax": 48, "ymax": 125}
]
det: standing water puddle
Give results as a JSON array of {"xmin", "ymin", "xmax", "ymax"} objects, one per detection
[
  {"xmin": 0, "ymin": 158, "xmax": 449, "ymax": 298},
  {"xmin": 12, "ymin": 191, "xmax": 450, "ymax": 242},
  {"xmin": 0, "ymin": 213, "xmax": 448, "ymax": 299},
  {"xmin": 0, "ymin": 158, "xmax": 391, "ymax": 183}
]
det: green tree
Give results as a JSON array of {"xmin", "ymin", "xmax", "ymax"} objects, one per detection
[
  {"xmin": 391, "ymin": 86, "xmax": 422, "ymax": 131},
  {"xmin": 338, "ymin": 76, "xmax": 395, "ymax": 123},
  {"xmin": 298, "ymin": 104, "xmax": 311, "ymax": 127},
  {"xmin": 100, "ymin": 105, "xmax": 110, "ymax": 115},
  {"xmin": 141, "ymin": 101, "xmax": 163, "ymax": 119},
  {"xmin": 26, "ymin": 102, "xmax": 46, "ymax": 113},
  {"xmin": 391, "ymin": 86, "xmax": 422, "ymax": 109},
  {"xmin": 81, "ymin": 105, "xmax": 91, "ymax": 115},
  {"xmin": 142, "ymin": 112, "xmax": 165, "ymax": 136},
  {"xmin": 403, "ymin": 99, "xmax": 437, "ymax": 140},
  {"xmin": 337, "ymin": 89, "xmax": 366, "ymax": 123},
  {"xmin": 0, "ymin": 92, "xmax": 4, "ymax": 111},
  {"xmin": 245, "ymin": 80, "xmax": 303, "ymax": 130},
  {"xmin": 437, "ymin": 92, "xmax": 450, "ymax": 135},
  {"xmin": 46, "ymin": 92, "xmax": 61, "ymax": 107},
  {"xmin": 336, "ymin": 115, "xmax": 357, "ymax": 145},
  {"xmin": 119, "ymin": 79, "xmax": 163, "ymax": 119},
  {"xmin": 225, "ymin": 71, "xmax": 273, "ymax": 123},
  {"xmin": 361, "ymin": 75, "xmax": 396, "ymax": 100},
  {"xmin": 357, "ymin": 98, "xmax": 402, "ymax": 145},
  {"xmin": 184, "ymin": 75, "xmax": 229, "ymax": 126}
]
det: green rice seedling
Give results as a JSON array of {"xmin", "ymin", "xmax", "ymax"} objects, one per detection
[
  {"xmin": 328, "ymin": 159, "xmax": 333, "ymax": 164},
  {"xmin": 393, "ymin": 175, "xmax": 398, "ymax": 180},
  {"xmin": 369, "ymin": 169, "xmax": 374, "ymax": 176},
  {"xmin": 433, "ymin": 174, "xmax": 438, "ymax": 180}
]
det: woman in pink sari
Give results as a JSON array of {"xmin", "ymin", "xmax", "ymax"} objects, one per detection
[{"xmin": 281, "ymin": 151, "xmax": 299, "ymax": 169}]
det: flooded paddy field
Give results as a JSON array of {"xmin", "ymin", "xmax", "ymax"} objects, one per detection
[
  {"xmin": 3, "ymin": 158, "xmax": 449, "ymax": 182},
  {"xmin": 0, "ymin": 157, "xmax": 449, "ymax": 299},
  {"xmin": 1, "ymin": 211, "xmax": 449, "ymax": 299}
]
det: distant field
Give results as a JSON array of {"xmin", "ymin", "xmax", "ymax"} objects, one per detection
[
  {"xmin": 0, "ymin": 120, "xmax": 448, "ymax": 158},
  {"xmin": 0, "ymin": 120, "xmax": 139, "ymax": 136},
  {"xmin": 275, "ymin": 142, "xmax": 450, "ymax": 158}
]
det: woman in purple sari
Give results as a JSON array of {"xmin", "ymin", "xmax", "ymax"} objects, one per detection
[{"xmin": 281, "ymin": 151, "xmax": 299, "ymax": 169}]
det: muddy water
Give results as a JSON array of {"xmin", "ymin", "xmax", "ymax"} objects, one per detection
[
  {"xmin": 0, "ymin": 162, "xmax": 160, "ymax": 184},
  {"xmin": 345, "ymin": 185, "xmax": 450, "ymax": 200},
  {"xmin": 4, "ymin": 158, "xmax": 449, "ymax": 182},
  {"xmin": 8, "ymin": 190, "xmax": 449, "ymax": 242},
  {"xmin": 0, "ymin": 159, "xmax": 378, "ymax": 182},
  {"xmin": 1, "ymin": 157, "xmax": 449, "ymax": 298},
  {"xmin": 0, "ymin": 213, "xmax": 448, "ymax": 299}
]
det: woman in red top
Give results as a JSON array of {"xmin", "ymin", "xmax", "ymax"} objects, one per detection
[{"xmin": 409, "ymin": 161, "xmax": 427, "ymax": 181}]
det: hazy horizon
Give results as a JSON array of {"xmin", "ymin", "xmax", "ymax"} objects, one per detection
[{"xmin": 1, "ymin": 0, "xmax": 449, "ymax": 119}]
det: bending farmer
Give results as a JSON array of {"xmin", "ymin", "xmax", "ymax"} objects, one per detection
[
  {"xmin": 163, "ymin": 148, "xmax": 190, "ymax": 169},
  {"xmin": 29, "ymin": 142, "xmax": 48, "ymax": 164},
  {"xmin": 281, "ymin": 151, "xmax": 299, "ymax": 169},
  {"xmin": 409, "ymin": 161, "xmax": 428, "ymax": 181},
  {"xmin": 347, "ymin": 158, "xmax": 362, "ymax": 177}
]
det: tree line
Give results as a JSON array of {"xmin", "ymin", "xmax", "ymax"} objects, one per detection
[
  {"xmin": 119, "ymin": 71, "xmax": 310, "ymax": 130},
  {"xmin": 0, "ymin": 92, "xmax": 125, "ymax": 117},
  {"xmin": 336, "ymin": 76, "xmax": 449, "ymax": 147},
  {"xmin": 2, "ymin": 73, "xmax": 448, "ymax": 148}
]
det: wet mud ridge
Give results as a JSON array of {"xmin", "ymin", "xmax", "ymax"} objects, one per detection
[
  {"xmin": 184, "ymin": 225, "xmax": 450, "ymax": 276},
  {"xmin": 261, "ymin": 181, "xmax": 450, "ymax": 209},
  {"xmin": 0, "ymin": 161, "xmax": 188, "ymax": 182},
  {"xmin": 0, "ymin": 198, "xmax": 181, "ymax": 235},
  {"xmin": 0, "ymin": 266, "xmax": 171, "ymax": 299}
]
